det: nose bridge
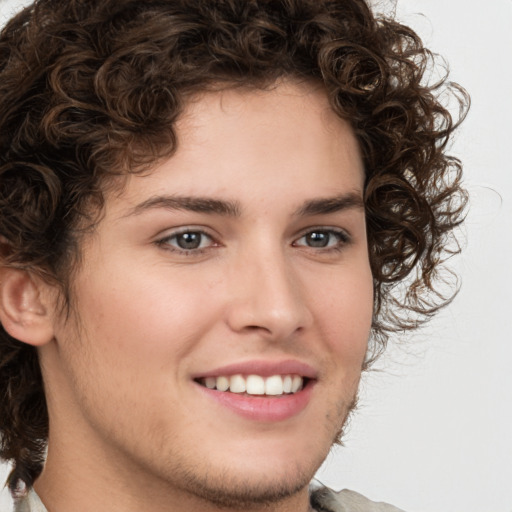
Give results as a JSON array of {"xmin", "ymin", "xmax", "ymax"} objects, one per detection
[{"xmin": 226, "ymin": 238, "xmax": 312, "ymax": 338}]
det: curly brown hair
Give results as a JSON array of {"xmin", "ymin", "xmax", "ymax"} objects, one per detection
[{"xmin": 0, "ymin": 0, "xmax": 468, "ymax": 491}]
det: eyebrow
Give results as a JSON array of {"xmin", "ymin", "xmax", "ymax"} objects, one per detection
[
  {"xmin": 126, "ymin": 192, "xmax": 363, "ymax": 218},
  {"xmin": 127, "ymin": 195, "xmax": 242, "ymax": 217},
  {"xmin": 294, "ymin": 192, "xmax": 364, "ymax": 216}
]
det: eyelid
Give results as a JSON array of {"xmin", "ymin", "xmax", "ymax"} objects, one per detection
[
  {"xmin": 154, "ymin": 225, "xmax": 351, "ymax": 254},
  {"xmin": 155, "ymin": 226, "xmax": 220, "ymax": 253},
  {"xmin": 292, "ymin": 226, "xmax": 351, "ymax": 249}
]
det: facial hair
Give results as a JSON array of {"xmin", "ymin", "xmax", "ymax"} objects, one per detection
[{"xmin": 171, "ymin": 395, "xmax": 359, "ymax": 511}]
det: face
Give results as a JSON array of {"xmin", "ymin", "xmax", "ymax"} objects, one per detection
[{"xmin": 40, "ymin": 81, "xmax": 373, "ymax": 509}]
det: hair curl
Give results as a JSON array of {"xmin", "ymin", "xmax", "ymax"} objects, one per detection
[{"xmin": 0, "ymin": 0, "xmax": 468, "ymax": 491}]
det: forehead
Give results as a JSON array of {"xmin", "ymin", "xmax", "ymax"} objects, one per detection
[
  {"xmin": 106, "ymin": 81, "xmax": 364, "ymax": 217},
  {"xmin": 178, "ymin": 81, "xmax": 361, "ymax": 170}
]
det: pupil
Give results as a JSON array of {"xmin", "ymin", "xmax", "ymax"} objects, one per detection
[
  {"xmin": 177, "ymin": 232, "xmax": 201, "ymax": 249},
  {"xmin": 307, "ymin": 232, "xmax": 329, "ymax": 247}
]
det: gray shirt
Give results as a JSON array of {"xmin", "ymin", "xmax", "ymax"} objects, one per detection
[{"xmin": 13, "ymin": 483, "xmax": 405, "ymax": 512}]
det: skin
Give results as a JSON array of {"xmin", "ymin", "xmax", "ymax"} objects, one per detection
[{"xmin": 33, "ymin": 81, "xmax": 374, "ymax": 512}]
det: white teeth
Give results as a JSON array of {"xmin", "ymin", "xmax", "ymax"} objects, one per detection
[
  {"xmin": 203, "ymin": 374, "xmax": 305, "ymax": 395},
  {"xmin": 246, "ymin": 375, "xmax": 265, "ymax": 395},
  {"xmin": 216, "ymin": 376, "xmax": 230, "ymax": 392},
  {"xmin": 265, "ymin": 375, "xmax": 284, "ymax": 395},
  {"xmin": 229, "ymin": 374, "xmax": 246, "ymax": 393},
  {"xmin": 283, "ymin": 375, "xmax": 293, "ymax": 393},
  {"xmin": 291, "ymin": 375, "xmax": 302, "ymax": 393},
  {"xmin": 205, "ymin": 377, "xmax": 216, "ymax": 389}
]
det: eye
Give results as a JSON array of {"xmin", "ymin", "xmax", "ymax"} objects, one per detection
[
  {"xmin": 157, "ymin": 230, "xmax": 215, "ymax": 252},
  {"xmin": 293, "ymin": 229, "xmax": 349, "ymax": 250}
]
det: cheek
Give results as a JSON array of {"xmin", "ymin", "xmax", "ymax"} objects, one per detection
[
  {"xmin": 71, "ymin": 264, "xmax": 221, "ymax": 369},
  {"xmin": 311, "ymin": 266, "xmax": 374, "ymax": 362}
]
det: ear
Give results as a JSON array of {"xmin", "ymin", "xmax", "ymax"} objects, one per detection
[{"xmin": 0, "ymin": 267, "xmax": 55, "ymax": 346}]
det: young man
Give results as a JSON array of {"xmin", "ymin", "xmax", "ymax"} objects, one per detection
[{"xmin": 0, "ymin": 1, "xmax": 467, "ymax": 511}]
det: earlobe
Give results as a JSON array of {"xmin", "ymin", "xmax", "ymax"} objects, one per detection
[{"xmin": 0, "ymin": 267, "xmax": 55, "ymax": 346}]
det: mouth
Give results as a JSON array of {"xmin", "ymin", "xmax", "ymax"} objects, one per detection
[
  {"xmin": 195, "ymin": 374, "xmax": 308, "ymax": 396},
  {"xmin": 192, "ymin": 360, "xmax": 317, "ymax": 421}
]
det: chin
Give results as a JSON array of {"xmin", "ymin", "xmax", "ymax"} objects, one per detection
[
  {"xmin": 175, "ymin": 432, "xmax": 333, "ymax": 508},
  {"xmin": 177, "ymin": 461, "xmax": 314, "ymax": 509}
]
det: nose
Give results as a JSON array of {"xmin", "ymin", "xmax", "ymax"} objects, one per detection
[{"xmin": 225, "ymin": 247, "xmax": 313, "ymax": 341}]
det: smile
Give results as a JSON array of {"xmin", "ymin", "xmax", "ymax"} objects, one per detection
[{"xmin": 197, "ymin": 374, "xmax": 305, "ymax": 396}]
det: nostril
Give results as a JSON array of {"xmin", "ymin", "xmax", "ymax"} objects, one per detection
[{"xmin": 246, "ymin": 325, "xmax": 268, "ymax": 331}]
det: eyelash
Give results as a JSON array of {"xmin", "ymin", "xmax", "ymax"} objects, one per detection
[
  {"xmin": 155, "ymin": 229, "xmax": 217, "ymax": 255},
  {"xmin": 155, "ymin": 227, "xmax": 351, "ymax": 255},
  {"xmin": 293, "ymin": 228, "xmax": 350, "ymax": 252}
]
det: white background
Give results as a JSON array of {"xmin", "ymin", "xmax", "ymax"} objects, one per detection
[{"xmin": 0, "ymin": 0, "xmax": 511, "ymax": 511}]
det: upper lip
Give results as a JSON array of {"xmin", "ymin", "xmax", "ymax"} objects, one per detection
[{"xmin": 193, "ymin": 359, "xmax": 318, "ymax": 380}]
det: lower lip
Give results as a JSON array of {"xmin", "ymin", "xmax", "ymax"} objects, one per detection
[{"xmin": 196, "ymin": 381, "xmax": 314, "ymax": 422}]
